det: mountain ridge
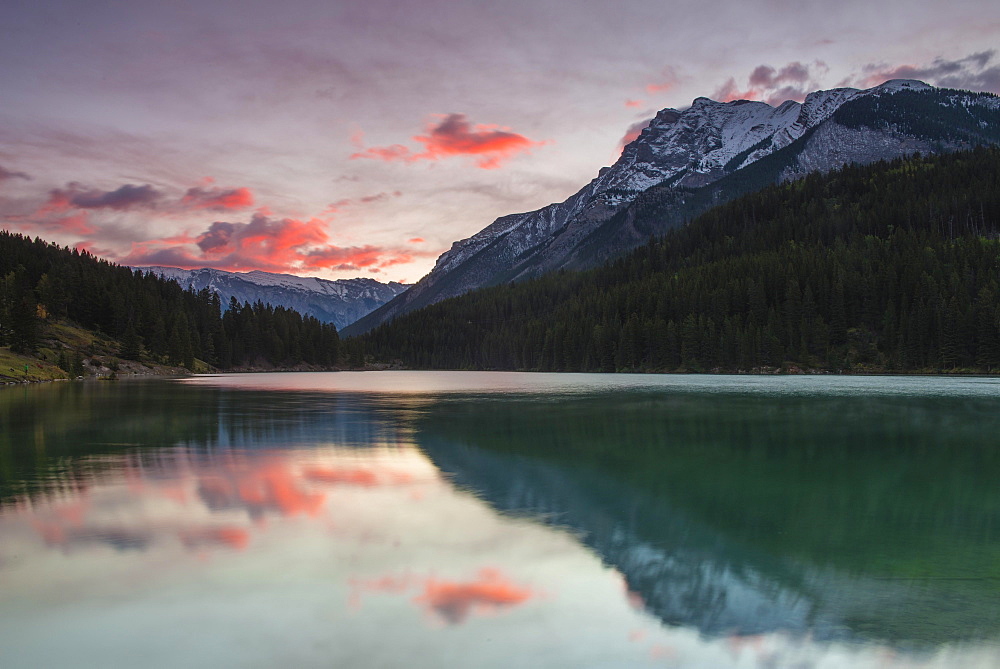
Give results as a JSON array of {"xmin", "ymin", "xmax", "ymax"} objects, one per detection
[
  {"xmin": 342, "ymin": 79, "xmax": 1000, "ymax": 337},
  {"xmin": 136, "ymin": 266, "xmax": 406, "ymax": 331}
]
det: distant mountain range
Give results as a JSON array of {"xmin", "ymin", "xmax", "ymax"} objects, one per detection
[
  {"xmin": 137, "ymin": 266, "xmax": 407, "ymax": 331},
  {"xmin": 342, "ymin": 79, "xmax": 1000, "ymax": 336}
]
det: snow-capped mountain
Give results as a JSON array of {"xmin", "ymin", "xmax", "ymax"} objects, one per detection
[
  {"xmin": 342, "ymin": 80, "xmax": 1000, "ymax": 336},
  {"xmin": 138, "ymin": 267, "xmax": 407, "ymax": 331}
]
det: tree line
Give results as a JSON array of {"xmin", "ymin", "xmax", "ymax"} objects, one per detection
[
  {"xmin": 0, "ymin": 232, "xmax": 339, "ymax": 369},
  {"xmin": 359, "ymin": 146, "xmax": 1000, "ymax": 373}
]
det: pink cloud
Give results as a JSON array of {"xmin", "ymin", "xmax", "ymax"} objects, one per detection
[
  {"xmin": 119, "ymin": 213, "xmax": 439, "ymax": 274},
  {"xmin": 712, "ymin": 77, "xmax": 762, "ymax": 103},
  {"xmin": 624, "ymin": 99, "xmax": 645, "ymax": 108},
  {"xmin": 351, "ymin": 144, "xmax": 412, "ymax": 162},
  {"xmin": 617, "ymin": 118, "xmax": 652, "ymax": 155},
  {"xmin": 645, "ymin": 66, "xmax": 679, "ymax": 95},
  {"xmin": 855, "ymin": 50, "xmax": 1000, "ymax": 93},
  {"xmin": 351, "ymin": 114, "xmax": 548, "ymax": 169},
  {"xmin": 182, "ymin": 185, "xmax": 255, "ymax": 211},
  {"xmin": 712, "ymin": 61, "xmax": 827, "ymax": 105},
  {"xmin": 349, "ymin": 568, "xmax": 535, "ymax": 625},
  {"xmin": 302, "ymin": 466, "xmax": 413, "ymax": 487},
  {"xmin": 415, "ymin": 568, "xmax": 535, "ymax": 624}
]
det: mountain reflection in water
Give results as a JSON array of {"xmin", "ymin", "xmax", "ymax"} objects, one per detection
[
  {"xmin": 417, "ymin": 392, "xmax": 1000, "ymax": 646},
  {"xmin": 2, "ymin": 373, "xmax": 1000, "ymax": 668}
]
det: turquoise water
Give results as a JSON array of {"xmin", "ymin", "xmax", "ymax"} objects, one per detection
[{"xmin": 2, "ymin": 372, "xmax": 1000, "ymax": 668}]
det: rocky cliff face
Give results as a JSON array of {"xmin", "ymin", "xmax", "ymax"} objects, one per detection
[
  {"xmin": 342, "ymin": 80, "xmax": 1000, "ymax": 336},
  {"xmin": 138, "ymin": 266, "xmax": 406, "ymax": 331}
]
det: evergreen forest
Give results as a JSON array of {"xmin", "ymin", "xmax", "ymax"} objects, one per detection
[
  {"xmin": 359, "ymin": 146, "xmax": 1000, "ymax": 373},
  {"xmin": 0, "ymin": 232, "xmax": 339, "ymax": 373}
]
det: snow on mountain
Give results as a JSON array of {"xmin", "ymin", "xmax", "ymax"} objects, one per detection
[
  {"xmin": 137, "ymin": 267, "xmax": 407, "ymax": 331},
  {"xmin": 342, "ymin": 80, "xmax": 1000, "ymax": 337}
]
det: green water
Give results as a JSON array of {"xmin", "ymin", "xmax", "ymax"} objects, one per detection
[{"xmin": 2, "ymin": 372, "xmax": 1000, "ymax": 668}]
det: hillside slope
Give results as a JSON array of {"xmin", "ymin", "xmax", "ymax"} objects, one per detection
[
  {"xmin": 344, "ymin": 81, "xmax": 1000, "ymax": 336},
  {"xmin": 140, "ymin": 266, "xmax": 405, "ymax": 330},
  {"xmin": 359, "ymin": 147, "xmax": 1000, "ymax": 374}
]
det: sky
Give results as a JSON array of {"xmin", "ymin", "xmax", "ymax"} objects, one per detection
[{"xmin": 1, "ymin": 0, "xmax": 999, "ymax": 284}]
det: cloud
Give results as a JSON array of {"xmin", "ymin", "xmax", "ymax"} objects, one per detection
[
  {"xmin": 624, "ymin": 99, "xmax": 645, "ymax": 108},
  {"xmin": 43, "ymin": 183, "xmax": 162, "ymax": 211},
  {"xmin": 0, "ymin": 165, "xmax": 31, "ymax": 182},
  {"xmin": 349, "ymin": 568, "xmax": 535, "ymax": 625},
  {"xmin": 324, "ymin": 191, "xmax": 402, "ymax": 215},
  {"xmin": 178, "ymin": 526, "xmax": 251, "ymax": 550},
  {"xmin": 645, "ymin": 66, "xmax": 680, "ymax": 95},
  {"xmin": 301, "ymin": 245, "xmax": 429, "ymax": 272},
  {"xmin": 182, "ymin": 185, "xmax": 255, "ymax": 211},
  {"xmin": 857, "ymin": 50, "xmax": 1000, "ymax": 94},
  {"xmin": 301, "ymin": 466, "xmax": 413, "ymax": 487},
  {"xmin": 4, "ymin": 175, "xmax": 430, "ymax": 277},
  {"xmin": 2, "ymin": 205, "xmax": 97, "ymax": 236},
  {"xmin": 124, "ymin": 213, "xmax": 329, "ymax": 272},
  {"xmin": 351, "ymin": 114, "xmax": 548, "ymax": 169},
  {"xmin": 120, "ymin": 213, "xmax": 438, "ymax": 274},
  {"xmin": 748, "ymin": 62, "xmax": 810, "ymax": 88},
  {"xmin": 415, "ymin": 568, "xmax": 535, "ymax": 625},
  {"xmin": 33, "ymin": 521, "xmax": 153, "ymax": 553},
  {"xmin": 618, "ymin": 118, "xmax": 653, "ymax": 154},
  {"xmin": 712, "ymin": 78, "xmax": 757, "ymax": 103},
  {"xmin": 196, "ymin": 462, "xmax": 325, "ymax": 518},
  {"xmin": 712, "ymin": 61, "xmax": 827, "ymax": 105}
]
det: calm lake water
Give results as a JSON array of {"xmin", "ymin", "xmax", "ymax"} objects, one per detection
[{"xmin": 2, "ymin": 372, "xmax": 1000, "ymax": 668}]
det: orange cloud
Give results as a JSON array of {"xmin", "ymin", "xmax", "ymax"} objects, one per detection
[
  {"xmin": 302, "ymin": 466, "xmax": 413, "ymax": 487},
  {"xmin": 349, "ymin": 568, "xmax": 535, "ymax": 625},
  {"xmin": 351, "ymin": 114, "xmax": 548, "ymax": 169},
  {"xmin": 196, "ymin": 461, "xmax": 325, "ymax": 518},
  {"xmin": 624, "ymin": 99, "xmax": 645, "ymax": 108},
  {"xmin": 49, "ymin": 213, "xmax": 95, "ymax": 235},
  {"xmin": 4, "ymin": 208, "xmax": 97, "ymax": 236},
  {"xmin": 415, "ymin": 568, "xmax": 534, "ymax": 624},
  {"xmin": 120, "ymin": 213, "xmax": 438, "ymax": 275},
  {"xmin": 617, "ymin": 118, "xmax": 652, "ymax": 156}
]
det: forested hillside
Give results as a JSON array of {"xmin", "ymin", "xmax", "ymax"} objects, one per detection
[
  {"xmin": 360, "ymin": 147, "xmax": 1000, "ymax": 373},
  {"xmin": 0, "ymin": 232, "xmax": 339, "ymax": 376}
]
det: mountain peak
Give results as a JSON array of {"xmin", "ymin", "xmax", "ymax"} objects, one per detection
[
  {"xmin": 873, "ymin": 79, "xmax": 933, "ymax": 93},
  {"xmin": 342, "ymin": 80, "xmax": 1000, "ymax": 337},
  {"xmin": 137, "ymin": 266, "xmax": 406, "ymax": 330}
]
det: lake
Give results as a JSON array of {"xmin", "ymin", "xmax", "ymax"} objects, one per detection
[{"xmin": 2, "ymin": 372, "xmax": 1000, "ymax": 668}]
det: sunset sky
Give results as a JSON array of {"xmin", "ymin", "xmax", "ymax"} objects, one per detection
[{"xmin": 2, "ymin": 0, "xmax": 998, "ymax": 283}]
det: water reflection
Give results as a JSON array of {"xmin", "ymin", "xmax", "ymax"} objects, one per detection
[
  {"xmin": 2, "ymin": 374, "xmax": 1000, "ymax": 668},
  {"xmin": 349, "ymin": 568, "xmax": 536, "ymax": 625},
  {"xmin": 417, "ymin": 392, "xmax": 1000, "ymax": 647}
]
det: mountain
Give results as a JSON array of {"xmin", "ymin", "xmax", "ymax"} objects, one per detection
[
  {"xmin": 0, "ymin": 232, "xmax": 342, "ymax": 378},
  {"xmin": 137, "ymin": 266, "xmax": 407, "ymax": 331},
  {"xmin": 360, "ymin": 147, "xmax": 1000, "ymax": 373},
  {"xmin": 342, "ymin": 80, "xmax": 1000, "ymax": 336},
  {"xmin": 414, "ymin": 392, "xmax": 1000, "ymax": 644}
]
